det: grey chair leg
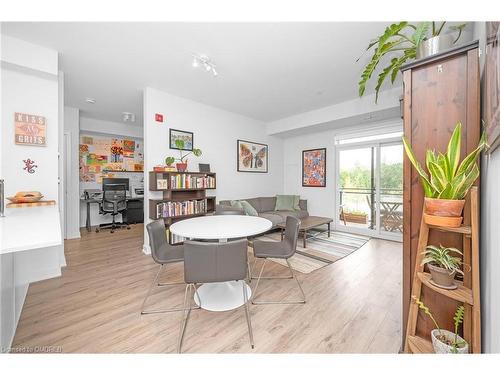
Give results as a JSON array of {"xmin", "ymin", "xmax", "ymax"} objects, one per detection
[
  {"xmin": 251, "ymin": 258, "xmax": 306, "ymax": 305},
  {"xmin": 141, "ymin": 264, "xmax": 197, "ymax": 315},
  {"xmin": 177, "ymin": 284, "xmax": 194, "ymax": 353},
  {"xmin": 250, "ymin": 258, "xmax": 293, "ymax": 280},
  {"xmin": 242, "ymin": 282, "xmax": 254, "ymax": 349}
]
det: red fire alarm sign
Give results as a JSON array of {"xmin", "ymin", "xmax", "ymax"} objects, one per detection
[{"xmin": 155, "ymin": 113, "xmax": 164, "ymax": 122}]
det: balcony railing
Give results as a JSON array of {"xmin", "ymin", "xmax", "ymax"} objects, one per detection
[{"xmin": 339, "ymin": 187, "xmax": 403, "ymax": 233}]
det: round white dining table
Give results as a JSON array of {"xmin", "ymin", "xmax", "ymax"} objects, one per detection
[{"xmin": 169, "ymin": 215, "xmax": 272, "ymax": 312}]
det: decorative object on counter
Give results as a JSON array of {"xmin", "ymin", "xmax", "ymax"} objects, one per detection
[
  {"xmin": 166, "ymin": 139, "xmax": 202, "ymax": 172},
  {"xmin": 237, "ymin": 139, "xmax": 268, "ymax": 173},
  {"xmin": 358, "ymin": 22, "xmax": 468, "ymax": 102},
  {"xmin": 403, "ymin": 122, "xmax": 487, "ymax": 227},
  {"xmin": 421, "ymin": 244, "xmax": 468, "ymax": 290},
  {"xmin": 7, "ymin": 191, "xmax": 43, "ymax": 203},
  {"xmin": 22, "ymin": 159, "xmax": 38, "ymax": 174},
  {"xmin": 14, "ymin": 112, "xmax": 46, "ymax": 146},
  {"xmin": 302, "ymin": 148, "xmax": 326, "ymax": 187},
  {"xmin": 414, "ymin": 298, "xmax": 468, "ymax": 354},
  {"xmin": 169, "ymin": 128, "xmax": 193, "ymax": 151}
]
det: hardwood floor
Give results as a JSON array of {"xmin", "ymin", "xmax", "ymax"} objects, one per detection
[{"xmin": 12, "ymin": 225, "xmax": 402, "ymax": 353}]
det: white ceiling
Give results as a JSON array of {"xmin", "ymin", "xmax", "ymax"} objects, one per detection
[{"xmin": 1, "ymin": 22, "xmax": 394, "ymax": 124}]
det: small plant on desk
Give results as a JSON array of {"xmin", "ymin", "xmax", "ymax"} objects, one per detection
[
  {"xmin": 414, "ymin": 297, "xmax": 468, "ymax": 354},
  {"xmin": 166, "ymin": 139, "xmax": 202, "ymax": 172}
]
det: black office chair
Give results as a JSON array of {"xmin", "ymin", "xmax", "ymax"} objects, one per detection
[{"xmin": 97, "ymin": 183, "xmax": 130, "ymax": 233}]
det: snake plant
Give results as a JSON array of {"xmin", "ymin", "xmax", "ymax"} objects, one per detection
[
  {"xmin": 402, "ymin": 122, "xmax": 487, "ymax": 200},
  {"xmin": 358, "ymin": 22, "xmax": 467, "ymax": 102},
  {"xmin": 421, "ymin": 245, "xmax": 465, "ymax": 275}
]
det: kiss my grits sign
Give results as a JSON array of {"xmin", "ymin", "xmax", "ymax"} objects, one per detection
[{"xmin": 15, "ymin": 112, "xmax": 46, "ymax": 146}]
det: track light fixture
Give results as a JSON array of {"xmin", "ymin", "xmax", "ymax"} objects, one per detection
[{"xmin": 192, "ymin": 54, "xmax": 218, "ymax": 77}]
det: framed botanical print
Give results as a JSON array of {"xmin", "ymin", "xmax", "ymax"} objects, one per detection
[
  {"xmin": 302, "ymin": 148, "xmax": 326, "ymax": 187},
  {"xmin": 237, "ymin": 139, "xmax": 268, "ymax": 173},
  {"xmin": 484, "ymin": 21, "xmax": 500, "ymax": 152},
  {"xmin": 169, "ymin": 129, "xmax": 193, "ymax": 151}
]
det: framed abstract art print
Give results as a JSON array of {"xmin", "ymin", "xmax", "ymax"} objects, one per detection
[
  {"xmin": 237, "ymin": 139, "xmax": 268, "ymax": 173},
  {"xmin": 302, "ymin": 148, "xmax": 326, "ymax": 187}
]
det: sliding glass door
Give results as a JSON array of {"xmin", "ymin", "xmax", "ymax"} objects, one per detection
[{"xmin": 336, "ymin": 137, "xmax": 402, "ymax": 240}]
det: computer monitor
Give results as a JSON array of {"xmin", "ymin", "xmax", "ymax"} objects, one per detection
[{"xmin": 102, "ymin": 178, "xmax": 130, "ymax": 193}]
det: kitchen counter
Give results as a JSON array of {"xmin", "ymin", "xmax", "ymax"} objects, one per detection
[{"xmin": 0, "ymin": 205, "xmax": 62, "ymax": 254}]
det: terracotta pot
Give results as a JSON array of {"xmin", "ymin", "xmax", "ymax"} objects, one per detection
[
  {"xmin": 424, "ymin": 198, "xmax": 465, "ymax": 217},
  {"xmin": 176, "ymin": 163, "xmax": 188, "ymax": 172},
  {"xmin": 428, "ymin": 264, "xmax": 457, "ymax": 289},
  {"xmin": 431, "ymin": 329, "xmax": 469, "ymax": 354},
  {"xmin": 423, "ymin": 213, "xmax": 463, "ymax": 228}
]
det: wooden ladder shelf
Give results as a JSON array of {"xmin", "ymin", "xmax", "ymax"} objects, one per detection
[{"xmin": 404, "ymin": 186, "xmax": 481, "ymax": 354}]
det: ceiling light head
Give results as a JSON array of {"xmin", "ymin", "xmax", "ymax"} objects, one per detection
[
  {"xmin": 85, "ymin": 97, "xmax": 96, "ymax": 104},
  {"xmin": 192, "ymin": 54, "xmax": 218, "ymax": 77},
  {"xmin": 122, "ymin": 112, "xmax": 136, "ymax": 123}
]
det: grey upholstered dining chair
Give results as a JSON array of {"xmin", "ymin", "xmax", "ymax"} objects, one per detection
[
  {"xmin": 177, "ymin": 239, "xmax": 254, "ymax": 353},
  {"xmin": 250, "ymin": 216, "xmax": 306, "ymax": 305},
  {"xmin": 141, "ymin": 219, "xmax": 199, "ymax": 315}
]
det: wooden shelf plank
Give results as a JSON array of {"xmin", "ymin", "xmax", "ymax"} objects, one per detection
[
  {"xmin": 407, "ymin": 335, "xmax": 434, "ymax": 354},
  {"xmin": 417, "ymin": 272, "xmax": 474, "ymax": 305},
  {"xmin": 427, "ymin": 224, "xmax": 472, "ymax": 235}
]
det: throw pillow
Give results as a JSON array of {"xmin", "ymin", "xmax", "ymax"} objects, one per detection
[
  {"xmin": 230, "ymin": 200, "xmax": 243, "ymax": 210},
  {"xmin": 293, "ymin": 195, "xmax": 301, "ymax": 211},
  {"xmin": 240, "ymin": 200, "xmax": 258, "ymax": 216},
  {"xmin": 275, "ymin": 195, "xmax": 296, "ymax": 211}
]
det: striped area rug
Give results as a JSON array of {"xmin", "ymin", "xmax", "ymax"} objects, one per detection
[{"xmin": 255, "ymin": 230, "xmax": 370, "ymax": 274}]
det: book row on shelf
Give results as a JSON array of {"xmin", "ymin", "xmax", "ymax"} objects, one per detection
[
  {"xmin": 156, "ymin": 199, "xmax": 208, "ymax": 219},
  {"xmin": 159, "ymin": 174, "xmax": 215, "ymax": 189},
  {"xmin": 165, "ymin": 228, "xmax": 184, "ymax": 245}
]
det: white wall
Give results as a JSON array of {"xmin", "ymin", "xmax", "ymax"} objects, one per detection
[
  {"xmin": 143, "ymin": 87, "xmax": 284, "ymax": 251},
  {"xmin": 1, "ymin": 38, "xmax": 60, "ymax": 200},
  {"xmin": 80, "ymin": 116, "xmax": 142, "ymax": 139},
  {"xmin": 64, "ymin": 106, "xmax": 81, "ymax": 238}
]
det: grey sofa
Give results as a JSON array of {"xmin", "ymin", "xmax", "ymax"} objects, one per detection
[{"xmin": 218, "ymin": 196, "xmax": 309, "ymax": 227}]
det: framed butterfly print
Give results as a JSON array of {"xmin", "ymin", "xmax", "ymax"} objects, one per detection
[{"xmin": 237, "ymin": 139, "xmax": 268, "ymax": 173}]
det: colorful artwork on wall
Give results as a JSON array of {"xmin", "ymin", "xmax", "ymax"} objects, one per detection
[
  {"xmin": 86, "ymin": 154, "xmax": 108, "ymax": 165},
  {"xmin": 14, "ymin": 112, "xmax": 46, "ymax": 146},
  {"xmin": 484, "ymin": 22, "xmax": 500, "ymax": 152},
  {"xmin": 123, "ymin": 139, "xmax": 135, "ymax": 158},
  {"xmin": 170, "ymin": 129, "xmax": 193, "ymax": 151},
  {"xmin": 22, "ymin": 158, "xmax": 38, "ymax": 174},
  {"xmin": 237, "ymin": 139, "xmax": 268, "ymax": 173},
  {"xmin": 79, "ymin": 144, "xmax": 89, "ymax": 154},
  {"xmin": 302, "ymin": 148, "xmax": 326, "ymax": 187}
]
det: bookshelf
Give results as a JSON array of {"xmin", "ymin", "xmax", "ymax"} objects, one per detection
[{"xmin": 148, "ymin": 171, "xmax": 216, "ymax": 244}]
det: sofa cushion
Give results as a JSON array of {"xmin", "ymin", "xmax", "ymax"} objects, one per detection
[
  {"xmin": 259, "ymin": 197, "xmax": 277, "ymax": 212},
  {"xmin": 240, "ymin": 200, "xmax": 258, "ymax": 216},
  {"xmin": 258, "ymin": 212, "xmax": 283, "ymax": 227},
  {"xmin": 275, "ymin": 195, "xmax": 296, "ymax": 211},
  {"xmin": 230, "ymin": 200, "xmax": 243, "ymax": 210}
]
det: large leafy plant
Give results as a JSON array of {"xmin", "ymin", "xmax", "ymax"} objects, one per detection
[
  {"xmin": 402, "ymin": 122, "xmax": 487, "ymax": 200},
  {"xmin": 421, "ymin": 245, "xmax": 466, "ymax": 276},
  {"xmin": 165, "ymin": 139, "xmax": 202, "ymax": 166},
  {"xmin": 358, "ymin": 22, "xmax": 466, "ymax": 102}
]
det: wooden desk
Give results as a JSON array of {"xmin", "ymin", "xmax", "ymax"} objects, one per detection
[{"xmin": 81, "ymin": 196, "xmax": 143, "ymax": 232}]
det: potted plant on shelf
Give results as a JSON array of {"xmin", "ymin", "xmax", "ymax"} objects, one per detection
[
  {"xmin": 358, "ymin": 22, "xmax": 467, "ymax": 102},
  {"xmin": 421, "ymin": 245, "xmax": 468, "ymax": 290},
  {"xmin": 402, "ymin": 122, "xmax": 487, "ymax": 227},
  {"xmin": 414, "ymin": 298, "xmax": 468, "ymax": 353},
  {"xmin": 166, "ymin": 139, "xmax": 202, "ymax": 172}
]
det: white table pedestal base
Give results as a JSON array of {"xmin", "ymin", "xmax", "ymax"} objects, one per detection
[{"xmin": 194, "ymin": 280, "xmax": 252, "ymax": 312}]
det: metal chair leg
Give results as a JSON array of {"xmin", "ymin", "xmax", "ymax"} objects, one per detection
[
  {"xmin": 177, "ymin": 284, "xmax": 193, "ymax": 353},
  {"xmin": 141, "ymin": 264, "xmax": 197, "ymax": 315},
  {"xmin": 251, "ymin": 258, "xmax": 306, "ymax": 305},
  {"xmin": 242, "ymin": 281, "xmax": 254, "ymax": 349},
  {"xmin": 250, "ymin": 258, "xmax": 292, "ymax": 280}
]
